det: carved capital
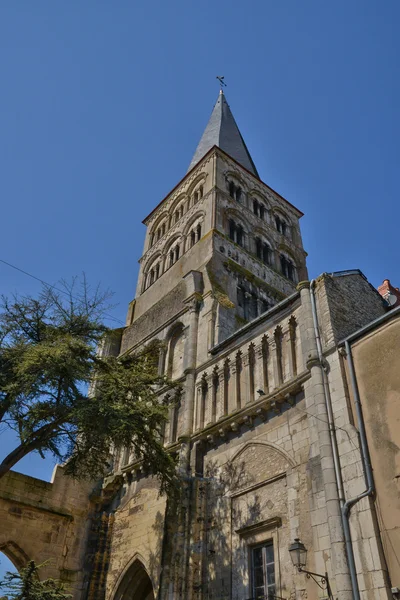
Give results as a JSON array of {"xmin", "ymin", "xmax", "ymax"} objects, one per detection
[{"xmin": 296, "ymin": 280, "xmax": 310, "ymax": 291}]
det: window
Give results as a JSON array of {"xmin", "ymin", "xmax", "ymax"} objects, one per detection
[
  {"xmin": 275, "ymin": 215, "xmax": 287, "ymax": 236},
  {"xmin": 228, "ymin": 180, "xmax": 242, "ymax": 202},
  {"xmin": 236, "ymin": 224, "xmax": 244, "ymax": 247},
  {"xmin": 280, "ymin": 254, "xmax": 295, "ymax": 281},
  {"xmin": 255, "ymin": 238, "xmax": 271, "ymax": 265},
  {"xmin": 251, "ymin": 542, "xmax": 275, "ymax": 599},
  {"xmin": 253, "ymin": 200, "xmax": 265, "ymax": 220},
  {"xmin": 229, "ymin": 219, "xmax": 236, "ymax": 241}
]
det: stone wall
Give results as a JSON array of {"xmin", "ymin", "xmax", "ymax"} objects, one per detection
[
  {"xmin": 345, "ymin": 310, "xmax": 400, "ymax": 593},
  {"xmin": 0, "ymin": 466, "xmax": 94, "ymax": 599}
]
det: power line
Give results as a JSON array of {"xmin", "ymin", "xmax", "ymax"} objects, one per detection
[{"xmin": 0, "ymin": 258, "xmax": 125, "ymax": 326}]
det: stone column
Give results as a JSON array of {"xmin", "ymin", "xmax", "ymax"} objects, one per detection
[
  {"xmin": 217, "ymin": 364, "xmax": 227, "ymax": 420},
  {"xmin": 205, "ymin": 373, "xmax": 214, "ymax": 426},
  {"xmin": 230, "ymin": 359, "xmax": 239, "ymax": 411},
  {"xmin": 241, "ymin": 353, "xmax": 251, "ymax": 405},
  {"xmin": 180, "ymin": 295, "xmax": 200, "ymax": 469},
  {"xmin": 194, "ymin": 384, "xmax": 202, "ymax": 432},
  {"xmin": 254, "ymin": 343, "xmax": 266, "ymax": 395},
  {"xmin": 287, "ymin": 320, "xmax": 297, "ymax": 379},
  {"xmin": 270, "ymin": 337, "xmax": 281, "ymax": 390},
  {"xmin": 298, "ymin": 280, "xmax": 353, "ymax": 600}
]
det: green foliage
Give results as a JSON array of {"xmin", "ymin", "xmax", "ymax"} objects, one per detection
[
  {"xmin": 0, "ymin": 561, "xmax": 71, "ymax": 600},
  {"xmin": 0, "ymin": 278, "xmax": 177, "ymax": 494}
]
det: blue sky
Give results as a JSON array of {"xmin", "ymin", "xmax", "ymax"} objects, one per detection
[{"xmin": 0, "ymin": 1, "xmax": 399, "ymax": 491}]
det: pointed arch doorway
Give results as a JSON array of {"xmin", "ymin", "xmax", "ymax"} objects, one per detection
[{"xmin": 114, "ymin": 559, "xmax": 155, "ymax": 600}]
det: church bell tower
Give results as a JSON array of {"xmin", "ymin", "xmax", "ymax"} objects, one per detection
[{"xmin": 124, "ymin": 89, "xmax": 307, "ymax": 355}]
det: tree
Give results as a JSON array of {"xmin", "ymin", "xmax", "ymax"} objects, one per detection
[
  {"xmin": 0, "ymin": 560, "xmax": 71, "ymax": 600},
  {"xmin": 0, "ymin": 278, "xmax": 177, "ymax": 493}
]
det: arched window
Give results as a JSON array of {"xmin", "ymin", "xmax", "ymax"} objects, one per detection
[
  {"xmin": 255, "ymin": 237, "xmax": 271, "ymax": 265},
  {"xmin": 228, "ymin": 179, "xmax": 242, "ymax": 202},
  {"xmin": 280, "ymin": 254, "xmax": 296, "ymax": 281},
  {"xmin": 196, "ymin": 223, "xmax": 202, "ymax": 241},
  {"xmin": 275, "ymin": 215, "xmax": 288, "ymax": 236},
  {"xmin": 253, "ymin": 199, "xmax": 259, "ymax": 216},
  {"xmin": 190, "ymin": 230, "xmax": 196, "ymax": 247}
]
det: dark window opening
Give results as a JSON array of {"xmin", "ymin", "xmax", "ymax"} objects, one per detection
[
  {"xmin": 236, "ymin": 225, "xmax": 244, "ymax": 247},
  {"xmin": 280, "ymin": 255, "xmax": 295, "ymax": 281},
  {"xmin": 256, "ymin": 237, "xmax": 262, "ymax": 259},
  {"xmin": 229, "ymin": 219, "xmax": 236, "ymax": 242}
]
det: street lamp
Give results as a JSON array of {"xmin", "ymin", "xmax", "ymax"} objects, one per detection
[{"xmin": 289, "ymin": 538, "xmax": 334, "ymax": 600}]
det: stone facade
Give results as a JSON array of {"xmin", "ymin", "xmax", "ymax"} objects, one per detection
[{"xmin": 0, "ymin": 93, "xmax": 397, "ymax": 600}]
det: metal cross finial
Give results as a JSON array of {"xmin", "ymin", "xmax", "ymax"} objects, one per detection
[{"xmin": 216, "ymin": 75, "xmax": 227, "ymax": 90}]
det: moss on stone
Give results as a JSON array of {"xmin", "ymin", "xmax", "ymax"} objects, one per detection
[
  {"xmin": 206, "ymin": 266, "xmax": 235, "ymax": 309},
  {"xmin": 235, "ymin": 314, "xmax": 248, "ymax": 327}
]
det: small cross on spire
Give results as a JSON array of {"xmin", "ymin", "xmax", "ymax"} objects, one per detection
[{"xmin": 216, "ymin": 76, "xmax": 227, "ymax": 91}]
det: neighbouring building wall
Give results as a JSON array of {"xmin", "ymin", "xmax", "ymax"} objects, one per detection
[{"xmin": 345, "ymin": 310, "xmax": 400, "ymax": 592}]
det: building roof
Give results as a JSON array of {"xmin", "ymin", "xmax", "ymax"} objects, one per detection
[{"xmin": 187, "ymin": 90, "xmax": 259, "ymax": 177}]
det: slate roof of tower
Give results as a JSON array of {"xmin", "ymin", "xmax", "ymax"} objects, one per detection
[{"xmin": 188, "ymin": 90, "xmax": 259, "ymax": 177}]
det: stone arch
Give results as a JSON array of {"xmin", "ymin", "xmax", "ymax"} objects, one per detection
[
  {"xmin": 187, "ymin": 172, "xmax": 207, "ymax": 197},
  {"xmin": 142, "ymin": 251, "xmax": 163, "ymax": 291},
  {"xmin": 271, "ymin": 206, "xmax": 292, "ymax": 225},
  {"xmin": 182, "ymin": 210, "xmax": 205, "ymax": 237},
  {"xmin": 224, "ymin": 170, "xmax": 247, "ymax": 191},
  {"xmin": 112, "ymin": 555, "xmax": 155, "ymax": 600},
  {"xmin": 225, "ymin": 441, "xmax": 296, "ymax": 494},
  {"xmin": 230, "ymin": 440, "xmax": 296, "ymax": 469},
  {"xmin": 163, "ymin": 233, "xmax": 184, "ymax": 270},
  {"xmin": 224, "ymin": 208, "xmax": 251, "ymax": 233},
  {"xmin": 248, "ymin": 189, "xmax": 270, "ymax": 207},
  {"xmin": 169, "ymin": 193, "xmax": 188, "ymax": 219},
  {"xmin": 143, "ymin": 251, "xmax": 162, "ymax": 274},
  {"xmin": 149, "ymin": 211, "xmax": 169, "ymax": 237},
  {"xmin": 0, "ymin": 541, "xmax": 30, "ymax": 571}
]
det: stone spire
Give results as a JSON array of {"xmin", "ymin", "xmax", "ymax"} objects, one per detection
[{"xmin": 188, "ymin": 90, "xmax": 259, "ymax": 177}]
